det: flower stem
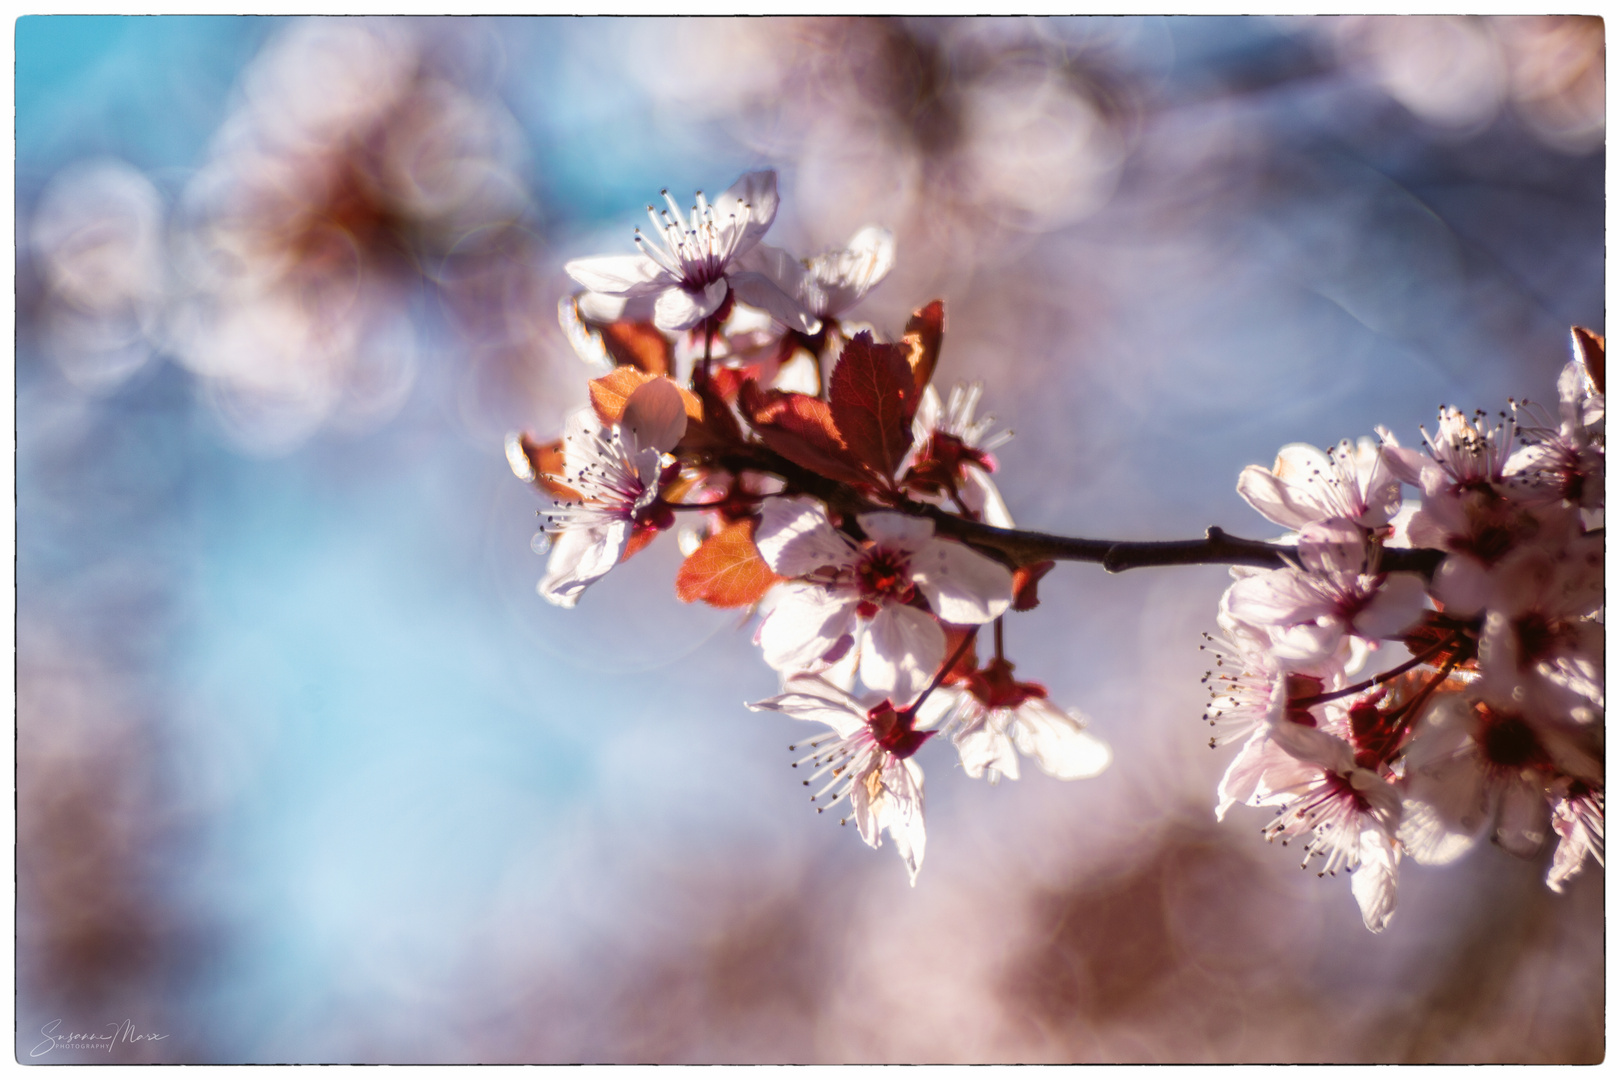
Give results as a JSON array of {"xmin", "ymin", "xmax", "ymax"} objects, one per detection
[
  {"xmin": 1292, "ymin": 632, "xmax": 1465, "ymax": 708},
  {"xmin": 907, "ymin": 630, "xmax": 978, "ymax": 716}
]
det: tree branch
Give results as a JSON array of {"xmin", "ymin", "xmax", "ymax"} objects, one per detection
[
  {"xmin": 905, "ymin": 504, "xmax": 1444, "ymax": 578},
  {"xmin": 713, "ymin": 446, "xmax": 1447, "ymax": 579}
]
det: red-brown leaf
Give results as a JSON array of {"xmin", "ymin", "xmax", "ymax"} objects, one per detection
[
  {"xmin": 515, "ymin": 434, "xmax": 583, "ymax": 502},
  {"xmin": 1573, "ymin": 326, "xmax": 1604, "ymax": 395},
  {"xmin": 678, "ymin": 369, "xmax": 745, "ymax": 452},
  {"xmin": 674, "ymin": 517, "xmax": 784, "ymax": 608},
  {"xmin": 903, "ymin": 300, "xmax": 945, "ymax": 395},
  {"xmin": 740, "ymin": 381, "xmax": 876, "ymax": 488},
  {"xmin": 939, "ymin": 623, "xmax": 979, "ymax": 684},
  {"xmin": 590, "ymin": 369, "xmax": 702, "ymax": 429},
  {"xmin": 1010, "ymin": 560, "xmax": 1055, "ymax": 612},
  {"xmin": 708, "ymin": 366, "xmax": 750, "ymax": 403},
  {"xmin": 622, "ymin": 525, "xmax": 661, "ymax": 563},
  {"xmin": 828, "ymin": 331, "xmax": 916, "ymax": 480},
  {"xmin": 1401, "ymin": 611, "xmax": 1479, "ymax": 670},
  {"xmin": 601, "ymin": 320, "xmax": 672, "ymax": 376}
]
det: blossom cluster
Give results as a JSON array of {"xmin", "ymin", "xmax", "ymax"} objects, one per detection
[
  {"xmin": 511, "ymin": 168, "xmax": 1602, "ymax": 921},
  {"xmin": 1206, "ymin": 330, "xmax": 1604, "ymax": 930},
  {"xmin": 510, "ymin": 170, "xmax": 1110, "ymax": 885}
]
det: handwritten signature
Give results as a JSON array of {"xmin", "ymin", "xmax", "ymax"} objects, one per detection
[{"xmin": 30, "ymin": 1018, "xmax": 169, "ymax": 1058}]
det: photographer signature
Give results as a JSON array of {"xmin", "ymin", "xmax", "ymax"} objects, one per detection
[{"xmin": 30, "ymin": 1018, "xmax": 168, "ymax": 1057}]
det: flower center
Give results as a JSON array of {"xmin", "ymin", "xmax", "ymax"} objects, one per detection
[
  {"xmin": 866, "ymin": 702, "xmax": 932, "ymax": 759},
  {"xmin": 1283, "ymin": 674, "xmax": 1325, "ymax": 727},
  {"xmin": 1512, "ymin": 613, "xmax": 1563, "ymax": 666},
  {"xmin": 1448, "ymin": 490, "xmax": 1538, "ymax": 566},
  {"xmin": 965, "ymin": 657, "xmax": 1046, "ymax": 710},
  {"xmin": 1325, "ymin": 771, "xmax": 1373, "ymax": 814},
  {"xmin": 1475, "ymin": 704, "xmax": 1547, "ymax": 769},
  {"xmin": 903, "ymin": 432, "xmax": 993, "ymax": 500},
  {"xmin": 1347, "ymin": 697, "xmax": 1408, "ymax": 769},
  {"xmin": 856, "ymin": 547, "xmax": 915, "ymax": 606}
]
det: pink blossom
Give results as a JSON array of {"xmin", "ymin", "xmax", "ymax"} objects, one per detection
[
  {"xmin": 740, "ymin": 224, "xmax": 896, "ymax": 324},
  {"xmin": 565, "ymin": 170, "xmax": 819, "ymax": 334},
  {"xmin": 528, "ymin": 379, "xmax": 687, "ymax": 608},
  {"xmin": 1379, "ymin": 406, "xmax": 1515, "ymax": 493},
  {"xmin": 934, "ymin": 659, "xmax": 1111, "ymax": 783},
  {"xmin": 1222, "ymin": 522, "xmax": 1427, "ymax": 664},
  {"xmin": 904, "ymin": 383, "xmax": 1015, "ymax": 529},
  {"xmin": 1254, "ymin": 722, "xmax": 1404, "ymax": 932},
  {"xmin": 1237, "ymin": 438, "xmax": 1402, "ymax": 533},
  {"xmin": 1199, "ymin": 612, "xmax": 1346, "ymax": 752},
  {"xmin": 1545, "ymin": 781, "xmax": 1604, "ymax": 893},
  {"xmin": 1471, "ymin": 533, "xmax": 1605, "ymax": 716},
  {"xmin": 749, "ymin": 673, "xmax": 946, "ymax": 885},
  {"xmin": 753, "ymin": 497, "xmax": 1013, "ymax": 700},
  {"xmin": 1505, "ymin": 356, "xmax": 1605, "ymax": 511},
  {"xmin": 1398, "ymin": 691, "xmax": 1600, "ymax": 866}
]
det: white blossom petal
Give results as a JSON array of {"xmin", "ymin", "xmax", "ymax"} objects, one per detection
[
  {"xmin": 911, "ymin": 537, "xmax": 1014, "ymax": 625},
  {"xmin": 756, "ymin": 497, "xmax": 856, "ymax": 577},
  {"xmin": 1011, "ymin": 698, "xmax": 1112, "ymax": 780},
  {"xmin": 1350, "ymin": 573, "xmax": 1428, "ymax": 640},
  {"xmin": 737, "ymin": 241, "xmax": 809, "ymax": 298},
  {"xmin": 711, "ymin": 169, "xmax": 779, "ymax": 254},
  {"xmin": 1216, "ymin": 729, "xmax": 1278, "ymax": 821},
  {"xmin": 564, "ymin": 253, "xmax": 673, "ymax": 297},
  {"xmin": 955, "ymin": 717, "xmax": 1021, "ymax": 782},
  {"xmin": 1495, "ymin": 777, "xmax": 1551, "ymax": 858},
  {"xmin": 959, "ymin": 466, "xmax": 1015, "ymax": 530},
  {"xmin": 861, "ymin": 605, "xmax": 944, "ymax": 702},
  {"xmin": 747, "ymin": 673, "xmax": 869, "ymax": 738},
  {"xmin": 621, "ymin": 376, "xmax": 687, "ymax": 454},
  {"xmin": 757, "ymin": 583, "xmax": 860, "ymax": 674},
  {"xmin": 1398, "ymin": 716, "xmax": 1490, "ymax": 865},
  {"xmin": 1430, "ymin": 555, "xmax": 1492, "ymax": 616},
  {"xmin": 729, "ymin": 269, "xmax": 821, "ymax": 334},
  {"xmin": 537, "ymin": 519, "xmax": 629, "ymax": 609},
  {"xmin": 856, "ymin": 511, "xmax": 936, "ymax": 554},
  {"xmin": 1351, "ymin": 829, "xmax": 1400, "ymax": 933},
  {"xmin": 653, "ymin": 278, "xmax": 729, "ymax": 332},
  {"xmin": 1237, "ymin": 460, "xmax": 1319, "ymax": 531}
]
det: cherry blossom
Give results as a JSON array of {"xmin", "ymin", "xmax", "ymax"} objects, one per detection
[
  {"xmin": 529, "ymin": 379, "xmax": 687, "ymax": 608},
  {"xmin": 1221, "ymin": 521, "xmax": 1427, "ymax": 663},
  {"xmin": 1379, "ymin": 406, "xmax": 1516, "ymax": 494},
  {"xmin": 1200, "ymin": 610, "xmax": 1353, "ymax": 822},
  {"xmin": 1398, "ymin": 690, "xmax": 1601, "ymax": 866},
  {"xmin": 753, "ymin": 496, "xmax": 1013, "ymax": 700},
  {"xmin": 521, "ymin": 170, "xmax": 1603, "ymax": 931},
  {"xmin": 1545, "ymin": 781, "xmax": 1603, "ymax": 893},
  {"xmin": 741, "ymin": 224, "xmax": 896, "ymax": 325},
  {"xmin": 565, "ymin": 170, "xmax": 819, "ymax": 335},
  {"xmin": 1471, "ymin": 534, "xmax": 1605, "ymax": 716},
  {"xmin": 1506, "ymin": 356, "xmax": 1605, "ymax": 511},
  {"xmin": 748, "ymin": 673, "xmax": 947, "ymax": 885},
  {"xmin": 1200, "ymin": 611, "xmax": 1347, "ymax": 751},
  {"xmin": 934, "ymin": 658, "xmax": 1111, "ymax": 783},
  {"xmin": 1237, "ymin": 437, "xmax": 1402, "ymax": 533},
  {"xmin": 903, "ymin": 383, "xmax": 1015, "ymax": 528},
  {"xmin": 1254, "ymin": 722, "xmax": 1403, "ymax": 932}
]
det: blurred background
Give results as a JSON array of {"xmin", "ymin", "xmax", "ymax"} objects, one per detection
[{"xmin": 14, "ymin": 15, "xmax": 1604, "ymax": 1063}]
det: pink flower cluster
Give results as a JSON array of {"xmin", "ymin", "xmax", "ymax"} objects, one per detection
[
  {"xmin": 1207, "ymin": 334, "xmax": 1604, "ymax": 930},
  {"xmin": 512, "ymin": 171, "xmax": 1111, "ymax": 886},
  {"xmin": 514, "ymin": 168, "xmax": 1598, "ymax": 921}
]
